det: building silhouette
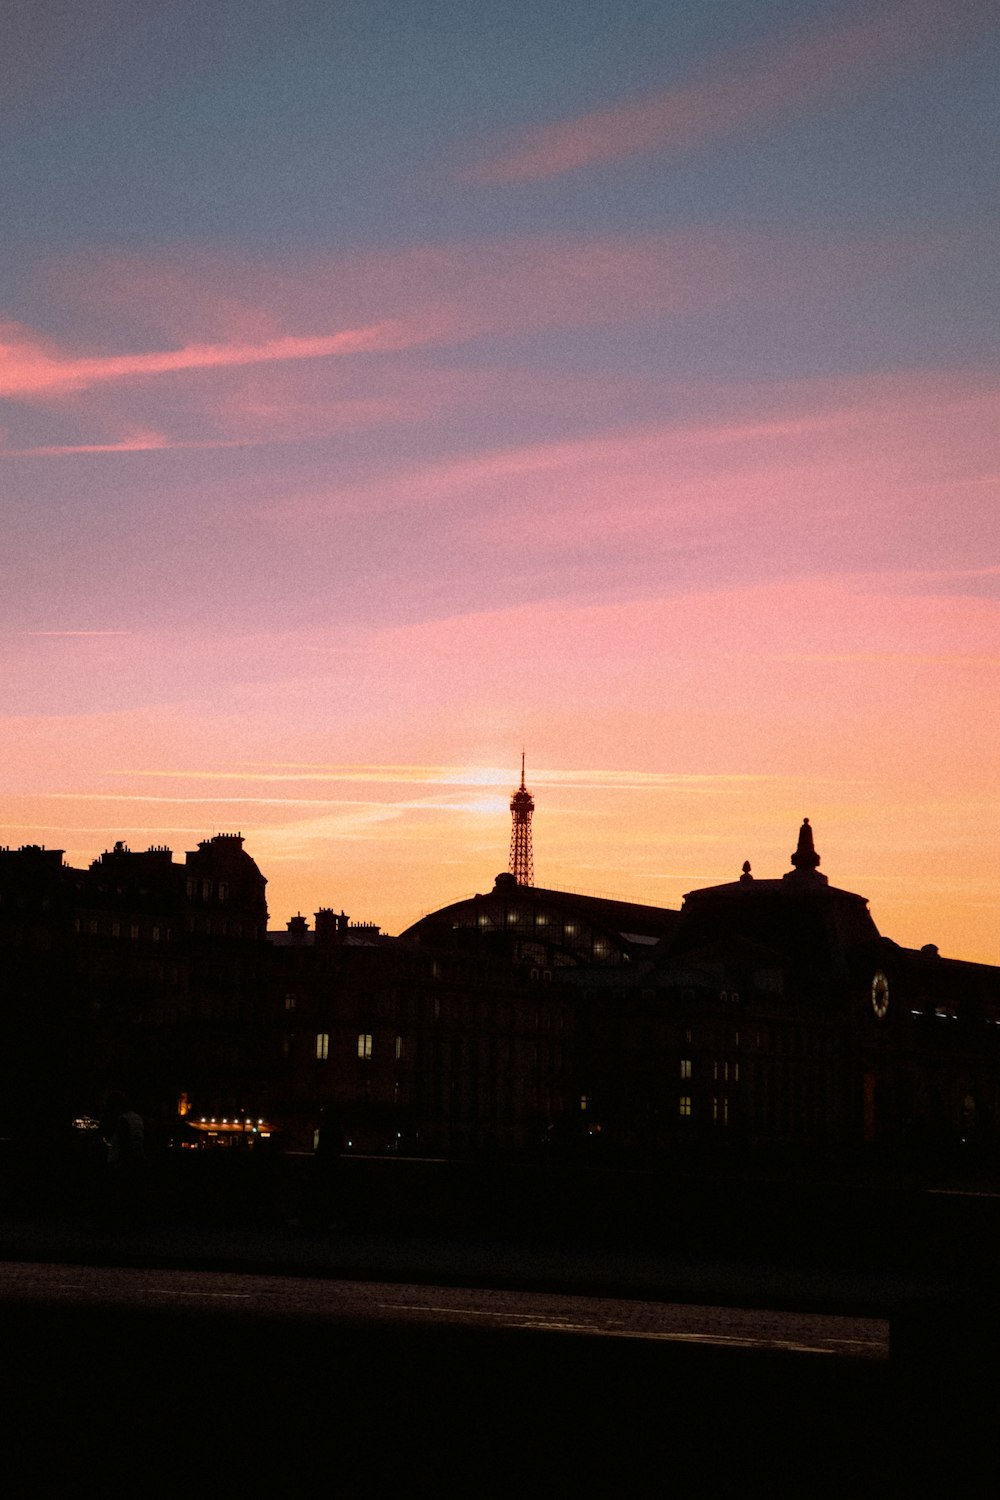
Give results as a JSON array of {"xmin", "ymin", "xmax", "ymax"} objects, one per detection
[{"xmin": 1, "ymin": 818, "xmax": 998, "ymax": 1176}]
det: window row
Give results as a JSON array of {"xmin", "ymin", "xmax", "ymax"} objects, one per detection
[
  {"xmin": 315, "ymin": 1032, "xmax": 406, "ymax": 1061},
  {"xmin": 678, "ymin": 1059, "xmax": 740, "ymax": 1081}
]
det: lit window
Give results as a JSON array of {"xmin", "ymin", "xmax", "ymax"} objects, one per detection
[
  {"xmin": 580, "ymin": 1094, "xmax": 589, "ymax": 1111},
  {"xmin": 679, "ymin": 1096, "xmax": 692, "ymax": 1118},
  {"xmin": 680, "ymin": 1059, "xmax": 692, "ymax": 1079},
  {"xmin": 734, "ymin": 1062, "xmax": 740, "ymax": 1082},
  {"xmin": 315, "ymin": 1033, "xmax": 329, "ymax": 1060},
  {"xmin": 284, "ymin": 993, "xmax": 297, "ymax": 1011},
  {"xmin": 395, "ymin": 1035, "xmax": 405, "ymax": 1060},
  {"xmin": 357, "ymin": 1032, "xmax": 372, "ymax": 1060}
]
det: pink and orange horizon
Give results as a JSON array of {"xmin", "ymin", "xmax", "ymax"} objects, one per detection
[{"xmin": 2, "ymin": 1, "xmax": 997, "ymax": 963}]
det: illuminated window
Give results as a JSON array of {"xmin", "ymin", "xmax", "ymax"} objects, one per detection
[
  {"xmin": 679, "ymin": 1096, "xmax": 692, "ymax": 1118},
  {"xmin": 315, "ymin": 1033, "xmax": 329, "ymax": 1060},
  {"xmin": 580, "ymin": 1094, "xmax": 589, "ymax": 1111},
  {"xmin": 357, "ymin": 1032, "xmax": 372, "ymax": 1060},
  {"xmin": 284, "ymin": 993, "xmax": 297, "ymax": 1011},
  {"xmin": 734, "ymin": 1062, "xmax": 740, "ymax": 1082},
  {"xmin": 680, "ymin": 1059, "xmax": 692, "ymax": 1079},
  {"xmin": 395, "ymin": 1035, "xmax": 405, "ymax": 1061}
]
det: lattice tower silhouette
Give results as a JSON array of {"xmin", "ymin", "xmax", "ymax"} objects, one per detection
[{"xmin": 509, "ymin": 753, "xmax": 534, "ymax": 886}]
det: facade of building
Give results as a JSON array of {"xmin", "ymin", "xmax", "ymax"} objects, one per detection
[
  {"xmin": 0, "ymin": 834, "xmax": 268, "ymax": 1134},
  {"xmin": 2, "ymin": 820, "xmax": 997, "ymax": 1176},
  {"xmin": 557, "ymin": 822, "xmax": 1000, "ymax": 1167}
]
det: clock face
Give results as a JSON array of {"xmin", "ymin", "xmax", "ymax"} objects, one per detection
[{"xmin": 871, "ymin": 970, "xmax": 890, "ymax": 1020}]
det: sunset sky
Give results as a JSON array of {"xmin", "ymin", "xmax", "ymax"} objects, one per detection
[{"xmin": 2, "ymin": 0, "xmax": 998, "ymax": 961}]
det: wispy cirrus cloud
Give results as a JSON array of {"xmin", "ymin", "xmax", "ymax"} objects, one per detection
[
  {"xmin": 0, "ymin": 318, "xmax": 413, "ymax": 400},
  {"xmin": 465, "ymin": 0, "xmax": 993, "ymax": 183},
  {"xmin": 100, "ymin": 763, "xmax": 775, "ymax": 792},
  {"xmin": 3, "ymin": 226, "xmax": 958, "ymax": 455}
]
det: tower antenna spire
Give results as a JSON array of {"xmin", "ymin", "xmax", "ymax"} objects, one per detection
[{"xmin": 509, "ymin": 752, "xmax": 534, "ymax": 886}]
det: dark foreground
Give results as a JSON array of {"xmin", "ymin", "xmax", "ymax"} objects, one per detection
[
  {"xmin": 2, "ymin": 1264, "xmax": 989, "ymax": 1496},
  {"xmin": 1, "ymin": 1276, "xmax": 887, "ymax": 1494},
  {"xmin": 2, "ymin": 1150, "xmax": 998, "ymax": 1492}
]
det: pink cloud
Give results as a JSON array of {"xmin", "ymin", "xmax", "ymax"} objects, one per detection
[
  {"xmin": 465, "ymin": 0, "xmax": 993, "ymax": 182},
  {"xmin": 2, "ymin": 429, "xmax": 174, "ymax": 457},
  {"xmin": 0, "ymin": 318, "xmax": 418, "ymax": 400},
  {"xmin": 262, "ymin": 368, "xmax": 1000, "ymax": 530},
  {"xmin": 4, "ymin": 225, "xmax": 945, "ymax": 456}
]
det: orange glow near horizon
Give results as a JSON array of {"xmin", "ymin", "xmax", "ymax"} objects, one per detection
[{"xmin": 2, "ymin": 567, "xmax": 997, "ymax": 963}]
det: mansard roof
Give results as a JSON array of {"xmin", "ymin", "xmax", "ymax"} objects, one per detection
[{"xmin": 401, "ymin": 870, "xmax": 679, "ymax": 965}]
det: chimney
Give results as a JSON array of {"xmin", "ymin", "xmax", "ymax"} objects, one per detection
[{"xmin": 286, "ymin": 913, "xmax": 309, "ymax": 945}]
